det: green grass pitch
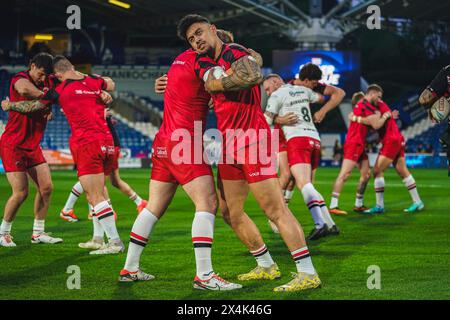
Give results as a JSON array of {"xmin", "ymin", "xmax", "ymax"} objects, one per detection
[{"xmin": 0, "ymin": 168, "xmax": 449, "ymax": 300}]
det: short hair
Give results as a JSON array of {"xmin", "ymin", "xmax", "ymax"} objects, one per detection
[
  {"xmin": 217, "ymin": 29, "xmax": 234, "ymax": 44},
  {"xmin": 299, "ymin": 63, "xmax": 322, "ymax": 81},
  {"xmin": 177, "ymin": 14, "xmax": 210, "ymax": 41},
  {"xmin": 29, "ymin": 52, "xmax": 54, "ymax": 75},
  {"xmin": 263, "ymin": 74, "xmax": 283, "ymax": 82},
  {"xmin": 53, "ymin": 55, "xmax": 73, "ymax": 73},
  {"xmin": 367, "ymin": 84, "xmax": 383, "ymax": 94},
  {"xmin": 351, "ymin": 91, "xmax": 365, "ymax": 107}
]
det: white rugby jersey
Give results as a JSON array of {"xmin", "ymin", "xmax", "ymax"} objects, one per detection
[{"xmin": 265, "ymin": 84, "xmax": 321, "ymax": 141}]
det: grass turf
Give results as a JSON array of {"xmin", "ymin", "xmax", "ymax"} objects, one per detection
[{"xmin": 0, "ymin": 168, "xmax": 449, "ymax": 300}]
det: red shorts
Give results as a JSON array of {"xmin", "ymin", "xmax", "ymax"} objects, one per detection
[
  {"xmin": 70, "ymin": 140, "xmax": 116, "ymax": 177},
  {"xmin": 0, "ymin": 140, "xmax": 46, "ymax": 172},
  {"xmin": 287, "ymin": 137, "xmax": 321, "ymax": 170},
  {"xmin": 218, "ymin": 145, "xmax": 278, "ymax": 184},
  {"xmin": 343, "ymin": 141, "xmax": 368, "ymax": 163},
  {"xmin": 150, "ymin": 135, "xmax": 212, "ymax": 185},
  {"xmin": 379, "ymin": 139, "xmax": 405, "ymax": 161}
]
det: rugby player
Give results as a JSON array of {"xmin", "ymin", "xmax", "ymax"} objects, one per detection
[
  {"xmin": 348, "ymin": 85, "xmax": 424, "ymax": 213},
  {"xmin": 117, "ymin": 40, "xmax": 241, "ymax": 290},
  {"xmin": 0, "ymin": 53, "xmax": 62, "ymax": 247},
  {"xmin": 182, "ymin": 14, "xmax": 321, "ymax": 292},
  {"xmin": 263, "ymin": 74, "xmax": 340, "ymax": 241},
  {"xmin": 328, "ymin": 91, "xmax": 371, "ymax": 215}
]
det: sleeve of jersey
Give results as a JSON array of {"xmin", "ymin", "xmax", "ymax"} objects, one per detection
[
  {"xmin": 194, "ymin": 55, "xmax": 217, "ymax": 80},
  {"xmin": 427, "ymin": 66, "xmax": 450, "ymax": 96},
  {"xmin": 308, "ymin": 88, "xmax": 321, "ymax": 104},
  {"xmin": 266, "ymin": 94, "xmax": 282, "ymax": 115},
  {"xmin": 222, "ymin": 44, "xmax": 249, "ymax": 64},
  {"xmin": 315, "ymin": 82, "xmax": 327, "ymax": 95}
]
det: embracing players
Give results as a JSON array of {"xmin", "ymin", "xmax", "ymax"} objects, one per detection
[
  {"xmin": 348, "ymin": 84, "xmax": 424, "ymax": 213},
  {"xmin": 0, "ymin": 53, "xmax": 62, "ymax": 247},
  {"xmin": 183, "ymin": 14, "xmax": 321, "ymax": 291},
  {"xmin": 263, "ymin": 74, "xmax": 339, "ymax": 241}
]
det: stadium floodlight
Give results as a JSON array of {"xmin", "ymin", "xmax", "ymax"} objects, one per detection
[
  {"xmin": 108, "ymin": 0, "xmax": 131, "ymax": 9},
  {"xmin": 34, "ymin": 34, "xmax": 53, "ymax": 41}
]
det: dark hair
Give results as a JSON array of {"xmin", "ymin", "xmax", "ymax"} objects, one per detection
[
  {"xmin": 29, "ymin": 52, "xmax": 54, "ymax": 75},
  {"xmin": 53, "ymin": 55, "xmax": 73, "ymax": 73},
  {"xmin": 177, "ymin": 14, "xmax": 210, "ymax": 41},
  {"xmin": 217, "ymin": 29, "xmax": 234, "ymax": 44},
  {"xmin": 299, "ymin": 63, "xmax": 322, "ymax": 81},
  {"xmin": 367, "ymin": 84, "xmax": 383, "ymax": 94}
]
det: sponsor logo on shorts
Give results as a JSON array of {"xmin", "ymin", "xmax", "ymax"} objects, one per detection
[
  {"xmin": 157, "ymin": 147, "xmax": 168, "ymax": 158},
  {"xmin": 248, "ymin": 171, "xmax": 260, "ymax": 177}
]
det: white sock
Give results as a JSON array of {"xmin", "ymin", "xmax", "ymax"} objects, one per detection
[
  {"xmin": 63, "ymin": 181, "xmax": 84, "ymax": 212},
  {"xmin": 291, "ymin": 247, "xmax": 316, "ymax": 275},
  {"xmin": 302, "ymin": 183, "xmax": 326, "ymax": 229},
  {"xmin": 284, "ymin": 190, "xmax": 294, "ymax": 203},
  {"xmin": 192, "ymin": 211, "xmax": 215, "ymax": 280},
  {"xmin": 403, "ymin": 175, "xmax": 421, "ymax": 203},
  {"xmin": 330, "ymin": 192, "xmax": 339, "ymax": 209},
  {"xmin": 0, "ymin": 220, "xmax": 12, "ymax": 235},
  {"xmin": 129, "ymin": 193, "xmax": 143, "ymax": 206},
  {"xmin": 317, "ymin": 193, "xmax": 335, "ymax": 227},
  {"xmin": 355, "ymin": 193, "xmax": 364, "ymax": 207},
  {"xmin": 250, "ymin": 244, "xmax": 275, "ymax": 268},
  {"xmin": 374, "ymin": 177, "xmax": 385, "ymax": 208},
  {"xmin": 124, "ymin": 208, "xmax": 158, "ymax": 272},
  {"xmin": 94, "ymin": 201, "xmax": 120, "ymax": 241},
  {"xmin": 32, "ymin": 219, "xmax": 45, "ymax": 236}
]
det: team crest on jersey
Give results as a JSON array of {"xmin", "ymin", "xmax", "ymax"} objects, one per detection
[
  {"xmin": 289, "ymin": 91, "xmax": 303, "ymax": 97},
  {"xmin": 101, "ymin": 145, "xmax": 107, "ymax": 153}
]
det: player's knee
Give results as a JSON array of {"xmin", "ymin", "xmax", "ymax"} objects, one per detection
[
  {"xmin": 13, "ymin": 189, "xmax": 29, "ymax": 203},
  {"xmin": 39, "ymin": 183, "xmax": 53, "ymax": 198},
  {"xmin": 221, "ymin": 208, "xmax": 232, "ymax": 226}
]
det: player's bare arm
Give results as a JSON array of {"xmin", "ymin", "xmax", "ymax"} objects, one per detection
[
  {"xmin": 1, "ymin": 98, "xmax": 48, "ymax": 113},
  {"xmin": 102, "ymin": 76, "xmax": 115, "ymax": 92},
  {"xmin": 247, "ymin": 48, "xmax": 263, "ymax": 67},
  {"xmin": 314, "ymin": 85, "xmax": 345, "ymax": 123},
  {"xmin": 348, "ymin": 111, "xmax": 391, "ymax": 130},
  {"xmin": 13, "ymin": 78, "xmax": 44, "ymax": 99},
  {"xmin": 274, "ymin": 112, "xmax": 300, "ymax": 126},
  {"xmin": 204, "ymin": 56, "xmax": 263, "ymax": 94},
  {"xmin": 418, "ymin": 88, "xmax": 438, "ymax": 107},
  {"xmin": 155, "ymin": 74, "xmax": 168, "ymax": 94}
]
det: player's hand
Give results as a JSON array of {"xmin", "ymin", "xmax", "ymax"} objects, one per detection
[
  {"xmin": 100, "ymin": 91, "xmax": 113, "ymax": 105},
  {"xmin": 392, "ymin": 110, "xmax": 399, "ymax": 120},
  {"xmin": 247, "ymin": 48, "xmax": 263, "ymax": 67},
  {"xmin": 348, "ymin": 112, "xmax": 355, "ymax": 121},
  {"xmin": 46, "ymin": 111, "xmax": 54, "ymax": 121},
  {"xmin": 276, "ymin": 112, "xmax": 299, "ymax": 125},
  {"xmin": 204, "ymin": 70, "xmax": 222, "ymax": 94},
  {"xmin": 1, "ymin": 97, "xmax": 11, "ymax": 111},
  {"xmin": 427, "ymin": 109, "xmax": 438, "ymax": 124},
  {"xmin": 105, "ymin": 108, "xmax": 113, "ymax": 118},
  {"xmin": 155, "ymin": 74, "xmax": 168, "ymax": 94},
  {"xmin": 313, "ymin": 108, "xmax": 327, "ymax": 123}
]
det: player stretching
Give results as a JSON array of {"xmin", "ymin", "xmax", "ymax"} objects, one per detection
[
  {"xmin": 263, "ymin": 74, "xmax": 339, "ymax": 241},
  {"xmin": 184, "ymin": 14, "xmax": 321, "ymax": 292},
  {"xmin": 60, "ymin": 112, "xmax": 147, "ymax": 223},
  {"xmin": 328, "ymin": 91, "xmax": 371, "ymax": 215},
  {"xmin": 0, "ymin": 53, "xmax": 62, "ymax": 247},
  {"xmin": 348, "ymin": 84, "xmax": 424, "ymax": 213},
  {"xmin": 117, "ymin": 40, "xmax": 241, "ymax": 289}
]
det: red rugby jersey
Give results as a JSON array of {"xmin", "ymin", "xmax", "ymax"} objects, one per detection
[
  {"xmin": 1, "ymin": 71, "xmax": 53, "ymax": 150},
  {"xmin": 345, "ymin": 99, "xmax": 378, "ymax": 145},
  {"xmin": 158, "ymin": 49, "xmax": 211, "ymax": 140},
  {"xmin": 377, "ymin": 100, "xmax": 404, "ymax": 143},
  {"xmin": 54, "ymin": 75, "xmax": 112, "ymax": 148}
]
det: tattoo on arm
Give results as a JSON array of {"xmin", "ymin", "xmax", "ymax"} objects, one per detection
[
  {"xmin": 6, "ymin": 100, "xmax": 48, "ymax": 113},
  {"xmin": 221, "ymin": 56, "xmax": 263, "ymax": 91},
  {"xmin": 419, "ymin": 89, "xmax": 437, "ymax": 107}
]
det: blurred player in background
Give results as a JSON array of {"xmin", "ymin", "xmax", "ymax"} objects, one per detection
[
  {"xmin": 328, "ymin": 91, "xmax": 371, "ymax": 215},
  {"xmin": 263, "ymin": 74, "xmax": 339, "ymax": 241},
  {"xmin": 0, "ymin": 53, "xmax": 63, "ymax": 247},
  {"xmin": 60, "ymin": 109, "xmax": 147, "ymax": 224},
  {"xmin": 184, "ymin": 14, "xmax": 321, "ymax": 292},
  {"xmin": 348, "ymin": 85, "xmax": 424, "ymax": 214}
]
